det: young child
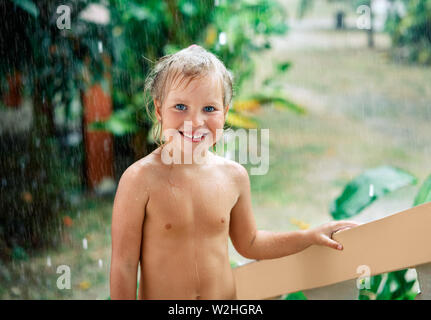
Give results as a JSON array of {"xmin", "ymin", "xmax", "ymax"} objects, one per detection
[{"xmin": 110, "ymin": 45, "xmax": 359, "ymax": 300}]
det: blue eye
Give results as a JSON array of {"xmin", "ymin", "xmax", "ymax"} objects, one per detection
[
  {"xmin": 175, "ymin": 104, "xmax": 186, "ymax": 111},
  {"xmin": 204, "ymin": 106, "xmax": 215, "ymax": 112}
]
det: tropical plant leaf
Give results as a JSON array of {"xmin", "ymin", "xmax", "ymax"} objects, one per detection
[
  {"xmin": 413, "ymin": 174, "xmax": 431, "ymax": 206},
  {"xmin": 250, "ymin": 93, "xmax": 306, "ymax": 114},
  {"xmin": 233, "ymin": 99, "xmax": 261, "ymax": 112},
  {"xmin": 330, "ymin": 166, "xmax": 417, "ymax": 220},
  {"xmin": 12, "ymin": 0, "xmax": 39, "ymax": 18},
  {"xmin": 225, "ymin": 110, "xmax": 258, "ymax": 129}
]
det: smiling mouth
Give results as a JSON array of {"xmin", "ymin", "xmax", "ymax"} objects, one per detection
[{"xmin": 179, "ymin": 131, "xmax": 208, "ymax": 143}]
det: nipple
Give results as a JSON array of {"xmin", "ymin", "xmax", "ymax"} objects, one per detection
[
  {"xmin": 220, "ymin": 218, "xmax": 225, "ymax": 223},
  {"xmin": 165, "ymin": 223, "xmax": 172, "ymax": 230}
]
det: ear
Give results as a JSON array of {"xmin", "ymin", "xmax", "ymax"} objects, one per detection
[{"xmin": 154, "ymin": 99, "xmax": 162, "ymax": 122}]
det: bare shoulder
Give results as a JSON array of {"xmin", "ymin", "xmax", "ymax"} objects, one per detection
[
  {"xmin": 119, "ymin": 148, "xmax": 163, "ymax": 190},
  {"xmin": 210, "ymin": 153, "xmax": 249, "ymax": 185}
]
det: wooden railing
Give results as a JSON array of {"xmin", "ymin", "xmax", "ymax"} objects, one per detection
[{"xmin": 233, "ymin": 202, "xmax": 431, "ymax": 300}]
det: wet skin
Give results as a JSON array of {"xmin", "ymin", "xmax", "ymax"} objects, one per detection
[
  {"xmin": 111, "ymin": 148, "xmax": 244, "ymax": 299},
  {"xmin": 138, "ymin": 149, "xmax": 240, "ymax": 299}
]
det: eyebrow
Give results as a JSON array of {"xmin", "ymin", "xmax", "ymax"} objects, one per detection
[{"xmin": 172, "ymin": 99, "xmax": 222, "ymax": 107}]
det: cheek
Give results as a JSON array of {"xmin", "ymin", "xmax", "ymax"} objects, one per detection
[
  {"xmin": 207, "ymin": 114, "xmax": 225, "ymax": 129},
  {"xmin": 207, "ymin": 115, "xmax": 225, "ymax": 143},
  {"xmin": 161, "ymin": 111, "xmax": 184, "ymax": 129}
]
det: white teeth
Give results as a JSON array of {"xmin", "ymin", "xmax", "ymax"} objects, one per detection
[{"xmin": 182, "ymin": 132, "xmax": 205, "ymax": 139}]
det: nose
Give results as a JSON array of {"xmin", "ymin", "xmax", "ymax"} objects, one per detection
[{"xmin": 188, "ymin": 109, "xmax": 205, "ymax": 128}]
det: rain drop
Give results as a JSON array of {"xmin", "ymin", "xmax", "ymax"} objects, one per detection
[{"xmin": 219, "ymin": 32, "xmax": 227, "ymax": 45}]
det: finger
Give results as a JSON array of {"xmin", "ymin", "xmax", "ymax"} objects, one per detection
[
  {"xmin": 333, "ymin": 226, "xmax": 353, "ymax": 234},
  {"xmin": 321, "ymin": 235, "xmax": 343, "ymax": 250},
  {"xmin": 335, "ymin": 220, "xmax": 361, "ymax": 226},
  {"xmin": 334, "ymin": 221, "xmax": 361, "ymax": 228}
]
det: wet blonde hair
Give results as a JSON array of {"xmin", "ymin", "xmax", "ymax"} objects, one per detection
[{"xmin": 144, "ymin": 45, "xmax": 234, "ymax": 145}]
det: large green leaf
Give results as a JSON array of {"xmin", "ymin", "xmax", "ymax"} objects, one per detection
[
  {"xmin": 330, "ymin": 166, "xmax": 417, "ymax": 220},
  {"xmin": 413, "ymin": 174, "xmax": 431, "ymax": 206},
  {"xmin": 342, "ymin": 167, "xmax": 421, "ymax": 301}
]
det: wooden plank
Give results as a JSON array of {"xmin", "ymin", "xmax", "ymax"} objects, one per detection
[
  {"xmin": 302, "ymin": 279, "xmax": 358, "ymax": 300},
  {"xmin": 233, "ymin": 202, "xmax": 431, "ymax": 300}
]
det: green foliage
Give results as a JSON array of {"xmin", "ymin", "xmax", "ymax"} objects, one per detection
[
  {"xmin": 11, "ymin": 246, "xmax": 29, "ymax": 261},
  {"xmin": 105, "ymin": 0, "xmax": 289, "ymax": 137},
  {"xmin": 330, "ymin": 165, "xmax": 417, "ymax": 220},
  {"xmin": 0, "ymin": 133, "xmax": 68, "ymax": 259},
  {"xmin": 386, "ymin": 0, "xmax": 431, "ymax": 64},
  {"xmin": 1, "ymin": 0, "xmax": 110, "ymax": 124},
  {"xmin": 0, "ymin": 1, "xmax": 99, "ymax": 256},
  {"xmin": 358, "ymin": 269, "xmax": 417, "ymax": 300},
  {"xmin": 332, "ymin": 165, "xmax": 425, "ymax": 300},
  {"xmin": 207, "ymin": 0, "xmax": 288, "ymax": 93},
  {"xmin": 298, "ymin": 0, "xmax": 369, "ymax": 18},
  {"xmin": 90, "ymin": 106, "xmax": 139, "ymax": 136},
  {"xmin": 413, "ymin": 174, "xmax": 431, "ymax": 206},
  {"xmin": 276, "ymin": 61, "xmax": 292, "ymax": 73},
  {"xmin": 107, "ymin": 0, "xmax": 215, "ymax": 136},
  {"xmin": 282, "ymin": 291, "xmax": 307, "ymax": 300},
  {"xmin": 250, "ymin": 92, "xmax": 307, "ymax": 115},
  {"xmin": 11, "ymin": 0, "xmax": 38, "ymax": 17}
]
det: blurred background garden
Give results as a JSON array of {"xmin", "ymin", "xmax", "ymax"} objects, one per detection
[{"xmin": 0, "ymin": 0, "xmax": 430, "ymax": 299}]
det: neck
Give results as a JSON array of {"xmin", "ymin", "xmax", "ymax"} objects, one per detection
[{"xmin": 158, "ymin": 145, "xmax": 213, "ymax": 166}]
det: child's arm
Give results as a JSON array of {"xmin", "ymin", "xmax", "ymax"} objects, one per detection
[
  {"xmin": 229, "ymin": 164, "xmax": 360, "ymax": 261},
  {"xmin": 110, "ymin": 166, "xmax": 149, "ymax": 299}
]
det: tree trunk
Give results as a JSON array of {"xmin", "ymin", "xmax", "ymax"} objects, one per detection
[
  {"xmin": 81, "ymin": 83, "xmax": 114, "ymax": 190},
  {"xmin": 2, "ymin": 71, "xmax": 23, "ymax": 108}
]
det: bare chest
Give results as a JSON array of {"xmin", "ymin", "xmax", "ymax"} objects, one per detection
[{"xmin": 145, "ymin": 169, "xmax": 238, "ymax": 237}]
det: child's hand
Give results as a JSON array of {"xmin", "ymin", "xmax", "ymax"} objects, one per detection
[{"xmin": 306, "ymin": 221, "xmax": 361, "ymax": 250}]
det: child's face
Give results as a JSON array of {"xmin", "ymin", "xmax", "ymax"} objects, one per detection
[{"xmin": 155, "ymin": 73, "xmax": 228, "ymax": 151}]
